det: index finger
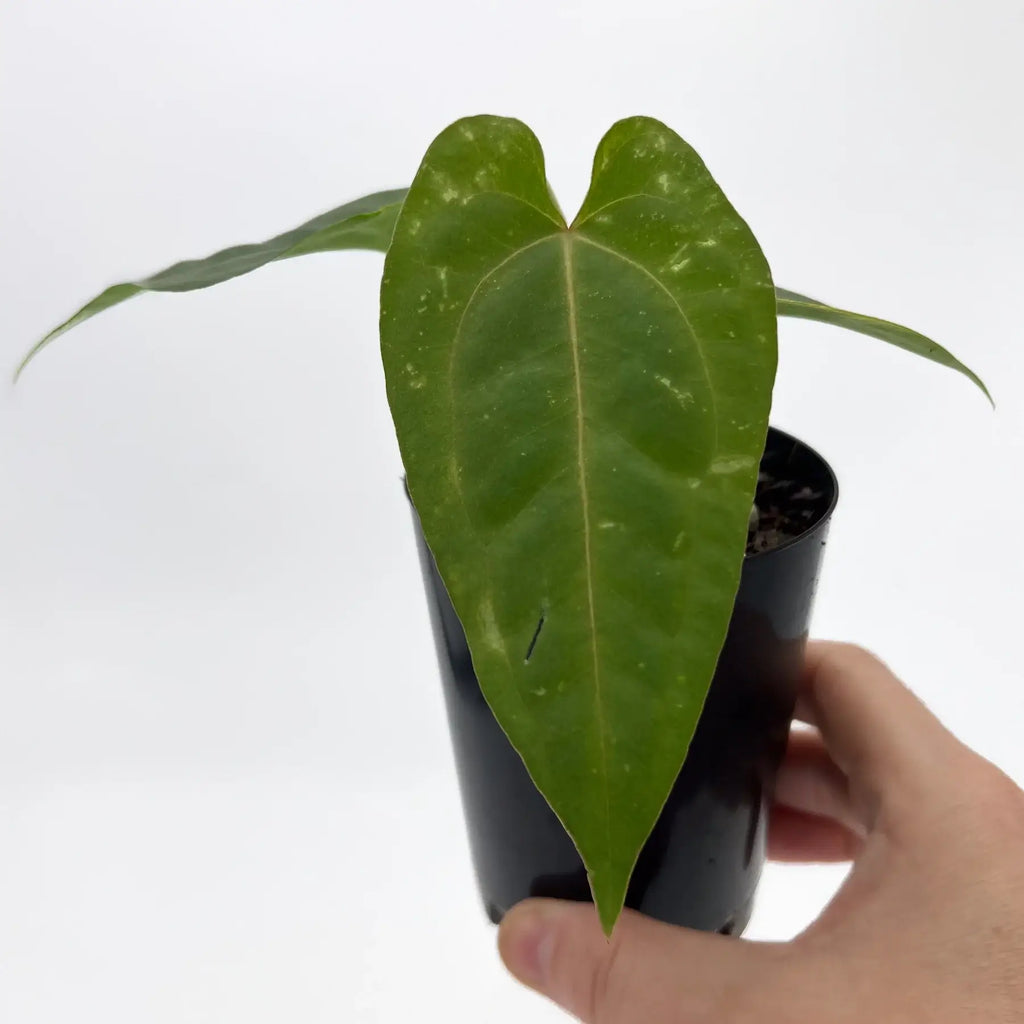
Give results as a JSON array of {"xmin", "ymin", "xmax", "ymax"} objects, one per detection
[{"xmin": 796, "ymin": 641, "xmax": 967, "ymax": 828}]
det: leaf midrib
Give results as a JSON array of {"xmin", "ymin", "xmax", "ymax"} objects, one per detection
[
  {"xmin": 560, "ymin": 233, "xmax": 613, "ymax": 876},
  {"xmin": 446, "ymin": 218, "xmax": 726, "ymax": 879}
]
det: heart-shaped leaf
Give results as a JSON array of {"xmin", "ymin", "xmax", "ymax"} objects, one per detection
[
  {"xmin": 775, "ymin": 287, "xmax": 992, "ymax": 404},
  {"xmin": 15, "ymin": 188, "xmax": 407, "ymax": 380},
  {"xmin": 381, "ymin": 115, "xmax": 777, "ymax": 933}
]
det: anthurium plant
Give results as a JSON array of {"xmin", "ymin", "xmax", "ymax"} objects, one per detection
[{"xmin": 18, "ymin": 116, "xmax": 990, "ymax": 934}]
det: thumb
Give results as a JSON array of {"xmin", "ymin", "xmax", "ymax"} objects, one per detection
[{"xmin": 497, "ymin": 899, "xmax": 782, "ymax": 1023}]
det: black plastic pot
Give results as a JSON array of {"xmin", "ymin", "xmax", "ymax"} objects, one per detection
[{"xmin": 411, "ymin": 427, "xmax": 838, "ymax": 935}]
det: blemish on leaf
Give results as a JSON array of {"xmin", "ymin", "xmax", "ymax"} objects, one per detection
[
  {"xmin": 654, "ymin": 375, "xmax": 694, "ymax": 408},
  {"xmin": 711, "ymin": 455, "xmax": 756, "ymax": 474},
  {"xmin": 525, "ymin": 612, "xmax": 546, "ymax": 663},
  {"xmin": 480, "ymin": 596, "xmax": 505, "ymax": 654}
]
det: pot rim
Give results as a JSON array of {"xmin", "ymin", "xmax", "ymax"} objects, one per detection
[{"xmin": 747, "ymin": 425, "xmax": 839, "ymax": 562}]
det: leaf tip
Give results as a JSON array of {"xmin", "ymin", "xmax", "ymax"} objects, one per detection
[
  {"xmin": 13, "ymin": 331, "xmax": 57, "ymax": 385},
  {"xmin": 13, "ymin": 349, "xmax": 36, "ymax": 386},
  {"xmin": 962, "ymin": 364, "xmax": 995, "ymax": 408},
  {"xmin": 590, "ymin": 870, "xmax": 629, "ymax": 938}
]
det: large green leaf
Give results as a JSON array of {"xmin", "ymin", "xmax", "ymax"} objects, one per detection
[
  {"xmin": 15, "ymin": 188, "xmax": 407, "ymax": 380},
  {"xmin": 381, "ymin": 115, "xmax": 777, "ymax": 933},
  {"xmin": 775, "ymin": 287, "xmax": 992, "ymax": 404}
]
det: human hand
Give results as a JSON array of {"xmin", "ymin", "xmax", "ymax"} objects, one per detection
[{"xmin": 497, "ymin": 641, "xmax": 1024, "ymax": 1022}]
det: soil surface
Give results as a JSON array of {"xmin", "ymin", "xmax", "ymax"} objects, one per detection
[{"xmin": 746, "ymin": 469, "xmax": 828, "ymax": 555}]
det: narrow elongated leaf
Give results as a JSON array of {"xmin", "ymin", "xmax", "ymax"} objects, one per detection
[
  {"xmin": 15, "ymin": 188, "xmax": 408, "ymax": 380},
  {"xmin": 775, "ymin": 287, "xmax": 992, "ymax": 404},
  {"xmin": 381, "ymin": 116, "xmax": 777, "ymax": 933}
]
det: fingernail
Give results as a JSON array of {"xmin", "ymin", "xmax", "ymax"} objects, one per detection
[{"xmin": 499, "ymin": 904, "xmax": 557, "ymax": 988}]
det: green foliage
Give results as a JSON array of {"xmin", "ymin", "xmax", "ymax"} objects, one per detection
[
  {"xmin": 381, "ymin": 115, "xmax": 776, "ymax": 932},
  {"xmin": 15, "ymin": 189, "xmax": 406, "ymax": 380},
  {"xmin": 774, "ymin": 288, "xmax": 992, "ymax": 404},
  {"xmin": 15, "ymin": 117, "xmax": 990, "ymax": 933}
]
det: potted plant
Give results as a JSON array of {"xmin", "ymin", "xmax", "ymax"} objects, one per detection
[{"xmin": 18, "ymin": 115, "xmax": 989, "ymax": 937}]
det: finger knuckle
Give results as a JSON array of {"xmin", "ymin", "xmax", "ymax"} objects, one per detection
[{"xmin": 827, "ymin": 641, "xmax": 885, "ymax": 672}]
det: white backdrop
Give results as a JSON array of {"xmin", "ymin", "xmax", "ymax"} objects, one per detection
[{"xmin": 2, "ymin": 1, "xmax": 1022, "ymax": 1020}]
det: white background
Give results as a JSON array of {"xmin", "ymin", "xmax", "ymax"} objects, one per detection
[{"xmin": 2, "ymin": 1, "xmax": 1022, "ymax": 1020}]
